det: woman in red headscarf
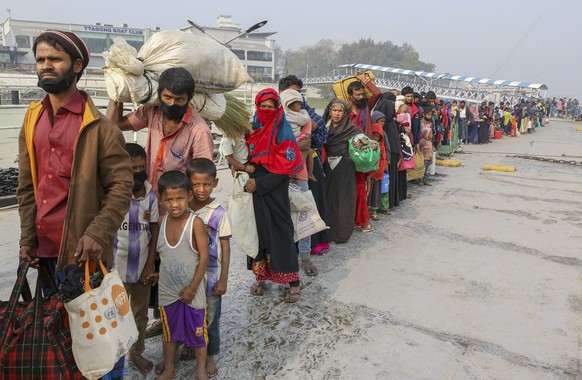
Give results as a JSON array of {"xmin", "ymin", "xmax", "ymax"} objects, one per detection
[{"xmin": 244, "ymin": 88, "xmax": 304, "ymax": 303}]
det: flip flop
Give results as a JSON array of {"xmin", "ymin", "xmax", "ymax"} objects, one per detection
[
  {"xmin": 301, "ymin": 259, "xmax": 318, "ymax": 276},
  {"xmin": 250, "ymin": 282, "xmax": 266, "ymax": 296},
  {"xmin": 361, "ymin": 222, "xmax": 374, "ymax": 233}
]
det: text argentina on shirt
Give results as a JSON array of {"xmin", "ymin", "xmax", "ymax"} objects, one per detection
[{"xmin": 119, "ymin": 221, "xmax": 149, "ymax": 231}]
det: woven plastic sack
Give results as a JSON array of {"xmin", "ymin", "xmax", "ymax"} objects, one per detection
[{"xmin": 348, "ymin": 133, "xmax": 381, "ymax": 173}]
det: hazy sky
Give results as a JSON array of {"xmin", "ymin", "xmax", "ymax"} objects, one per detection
[{"xmin": 3, "ymin": 0, "xmax": 580, "ymax": 98}]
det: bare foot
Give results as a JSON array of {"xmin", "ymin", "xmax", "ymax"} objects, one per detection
[
  {"xmin": 129, "ymin": 353, "xmax": 153, "ymax": 374},
  {"xmin": 180, "ymin": 345, "xmax": 196, "ymax": 361},
  {"xmin": 207, "ymin": 355, "xmax": 218, "ymax": 378},
  {"xmin": 155, "ymin": 354, "xmax": 179, "ymax": 375},
  {"xmin": 155, "ymin": 361, "xmax": 165, "ymax": 376},
  {"xmin": 158, "ymin": 366, "xmax": 175, "ymax": 380},
  {"xmin": 197, "ymin": 365, "xmax": 209, "ymax": 380}
]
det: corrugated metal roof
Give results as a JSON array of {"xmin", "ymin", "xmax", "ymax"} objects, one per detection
[{"xmin": 339, "ymin": 63, "xmax": 548, "ymax": 90}]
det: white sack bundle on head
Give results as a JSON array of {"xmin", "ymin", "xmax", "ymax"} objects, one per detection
[{"xmin": 102, "ymin": 30, "xmax": 252, "ymax": 118}]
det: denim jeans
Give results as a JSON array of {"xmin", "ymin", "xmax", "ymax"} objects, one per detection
[
  {"xmin": 296, "ymin": 180, "xmax": 311, "ymax": 260},
  {"xmin": 206, "ymin": 295, "xmax": 222, "ymax": 356}
]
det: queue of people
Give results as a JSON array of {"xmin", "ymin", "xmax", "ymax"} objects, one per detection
[{"xmin": 13, "ymin": 28, "xmax": 558, "ymax": 380}]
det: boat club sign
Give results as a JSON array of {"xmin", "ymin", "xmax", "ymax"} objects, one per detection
[{"xmin": 82, "ymin": 25, "xmax": 144, "ymax": 35}]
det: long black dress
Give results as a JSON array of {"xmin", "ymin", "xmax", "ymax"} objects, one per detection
[
  {"xmin": 246, "ymin": 165, "xmax": 298, "ymax": 275},
  {"xmin": 309, "ymin": 157, "xmax": 331, "ymax": 248},
  {"xmin": 374, "ymin": 97, "xmax": 401, "ymax": 208},
  {"xmin": 322, "ymin": 99, "xmax": 360, "ymax": 243}
]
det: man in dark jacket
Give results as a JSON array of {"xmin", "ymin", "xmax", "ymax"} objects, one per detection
[{"xmin": 17, "ymin": 30, "xmax": 133, "ymax": 276}]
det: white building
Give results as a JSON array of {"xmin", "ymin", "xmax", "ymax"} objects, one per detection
[{"xmin": 0, "ymin": 15, "xmax": 277, "ymax": 81}]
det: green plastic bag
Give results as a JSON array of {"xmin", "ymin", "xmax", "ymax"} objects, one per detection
[{"xmin": 348, "ymin": 133, "xmax": 380, "ymax": 173}]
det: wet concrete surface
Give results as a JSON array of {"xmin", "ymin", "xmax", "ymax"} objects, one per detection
[{"xmin": 0, "ymin": 118, "xmax": 581, "ymax": 379}]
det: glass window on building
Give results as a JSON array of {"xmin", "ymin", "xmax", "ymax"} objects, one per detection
[
  {"xmin": 231, "ymin": 49, "xmax": 245, "ymax": 60},
  {"xmin": 77, "ymin": 32, "xmax": 108, "ymax": 53},
  {"xmin": 76, "ymin": 32, "xmax": 144, "ymax": 54},
  {"xmin": 247, "ymin": 51, "xmax": 272, "ymax": 62},
  {"xmin": 111, "ymin": 33, "xmax": 144, "ymax": 52},
  {"xmin": 15, "ymin": 35, "xmax": 31, "ymax": 49},
  {"xmin": 247, "ymin": 66, "xmax": 273, "ymax": 80}
]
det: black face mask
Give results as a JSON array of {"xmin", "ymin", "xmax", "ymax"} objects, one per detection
[
  {"xmin": 351, "ymin": 96, "xmax": 367, "ymax": 108},
  {"xmin": 132, "ymin": 170, "xmax": 148, "ymax": 193},
  {"xmin": 37, "ymin": 64, "xmax": 77, "ymax": 94},
  {"xmin": 160, "ymin": 101, "xmax": 189, "ymax": 121}
]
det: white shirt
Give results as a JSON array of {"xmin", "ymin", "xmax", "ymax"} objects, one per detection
[{"xmin": 219, "ymin": 135, "xmax": 249, "ymax": 164}]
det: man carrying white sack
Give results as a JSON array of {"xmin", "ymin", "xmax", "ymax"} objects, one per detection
[
  {"xmin": 107, "ymin": 67, "xmax": 213, "ymax": 190},
  {"xmin": 106, "ymin": 67, "xmax": 214, "ymax": 337}
]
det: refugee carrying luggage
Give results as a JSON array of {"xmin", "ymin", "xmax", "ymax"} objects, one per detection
[{"xmin": 332, "ymin": 70, "xmax": 376, "ymax": 102}]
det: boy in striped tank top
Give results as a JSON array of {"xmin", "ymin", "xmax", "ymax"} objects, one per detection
[
  {"xmin": 185, "ymin": 158, "xmax": 231, "ymax": 378},
  {"xmin": 113, "ymin": 143, "xmax": 159, "ymax": 374},
  {"xmin": 153, "ymin": 171, "xmax": 209, "ymax": 380}
]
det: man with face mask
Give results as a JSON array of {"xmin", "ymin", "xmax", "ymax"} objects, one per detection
[
  {"xmin": 17, "ymin": 30, "xmax": 133, "ymax": 276},
  {"xmin": 107, "ymin": 67, "xmax": 214, "ymax": 192},
  {"xmin": 107, "ymin": 67, "xmax": 213, "ymax": 338}
]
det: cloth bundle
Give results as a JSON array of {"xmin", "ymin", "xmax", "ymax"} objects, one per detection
[{"xmin": 348, "ymin": 133, "xmax": 381, "ymax": 173}]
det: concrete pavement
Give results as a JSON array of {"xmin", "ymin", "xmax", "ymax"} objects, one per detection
[{"xmin": 0, "ymin": 118, "xmax": 580, "ymax": 379}]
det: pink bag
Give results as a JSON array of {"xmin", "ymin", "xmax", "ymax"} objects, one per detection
[{"xmin": 398, "ymin": 157, "xmax": 416, "ymax": 171}]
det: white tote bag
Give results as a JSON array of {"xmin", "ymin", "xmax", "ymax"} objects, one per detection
[
  {"xmin": 65, "ymin": 260, "xmax": 138, "ymax": 380},
  {"xmin": 228, "ymin": 172, "xmax": 259, "ymax": 258},
  {"xmin": 288, "ymin": 186, "xmax": 328, "ymax": 242}
]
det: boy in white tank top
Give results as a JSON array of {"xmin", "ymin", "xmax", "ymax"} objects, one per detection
[{"xmin": 151, "ymin": 171, "xmax": 209, "ymax": 380}]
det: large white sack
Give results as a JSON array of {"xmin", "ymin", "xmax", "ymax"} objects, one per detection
[
  {"xmin": 103, "ymin": 30, "xmax": 251, "ymax": 102},
  {"xmin": 191, "ymin": 93, "xmax": 227, "ymax": 120},
  {"xmin": 140, "ymin": 30, "xmax": 252, "ymax": 92},
  {"xmin": 102, "ymin": 39, "xmax": 157, "ymax": 106},
  {"xmin": 103, "ymin": 38, "xmax": 227, "ymax": 120}
]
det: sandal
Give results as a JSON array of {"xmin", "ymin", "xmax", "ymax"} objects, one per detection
[
  {"xmin": 361, "ymin": 222, "xmax": 374, "ymax": 233},
  {"xmin": 371, "ymin": 213, "xmax": 379, "ymax": 221},
  {"xmin": 250, "ymin": 282, "xmax": 266, "ymax": 296},
  {"xmin": 284, "ymin": 290, "xmax": 301, "ymax": 303},
  {"xmin": 301, "ymin": 259, "xmax": 318, "ymax": 276},
  {"xmin": 145, "ymin": 320, "xmax": 163, "ymax": 338}
]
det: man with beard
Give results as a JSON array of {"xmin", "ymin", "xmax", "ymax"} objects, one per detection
[
  {"xmin": 347, "ymin": 72, "xmax": 382, "ymax": 137},
  {"xmin": 346, "ymin": 72, "xmax": 381, "ymax": 233},
  {"xmin": 17, "ymin": 30, "xmax": 133, "ymax": 281},
  {"xmin": 107, "ymin": 67, "xmax": 213, "ymax": 339},
  {"xmin": 402, "ymin": 86, "xmax": 421, "ymax": 146},
  {"xmin": 107, "ymin": 67, "xmax": 214, "ymax": 192}
]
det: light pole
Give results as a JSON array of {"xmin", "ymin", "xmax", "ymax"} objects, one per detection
[{"xmin": 224, "ymin": 20, "xmax": 267, "ymax": 45}]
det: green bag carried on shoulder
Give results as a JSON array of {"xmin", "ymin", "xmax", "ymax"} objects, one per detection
[{"xmin": 348, "ymin": 133, "xmax": 381, "ymax": 173}]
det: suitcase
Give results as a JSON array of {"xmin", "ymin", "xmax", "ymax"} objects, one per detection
[{"xmin": 332, "ymin": 70, "xmax": 376, "ymax": 101}]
